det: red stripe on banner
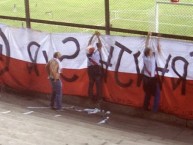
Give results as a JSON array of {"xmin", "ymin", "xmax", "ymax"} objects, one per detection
[{"xmin": 1, "ymin": 56, "xmax": 193, "ymax": 119}]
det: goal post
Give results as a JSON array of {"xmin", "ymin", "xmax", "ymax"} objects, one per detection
[
  {"xmin": 155, "ymin": 0, "xmax": 159, "ymax": 33},
  {"xmin": 155, "ymin": 0, "xmax": 193, "ymax": 33}
]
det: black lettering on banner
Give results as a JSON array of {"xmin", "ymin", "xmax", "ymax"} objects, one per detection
[
  {"xmin": 133, "ymin": 51, "xmax": 143, "ymax": 87},
  {"xmin": 190, "ymin": 51, "xmax": 193, "ymax": 57},
  {"xmin": 0, "ymin": 44, "xmax": 3, "ymax": 61},
  {"xmin": 160, "ymin": 54, "xmax": 171, "ymax": 78},
  {"xmin": 0, "ymin": 28, "xmax": 10, "ymax": 75},
  {"xmin": 60, "ymin": 37, "xmax": 80, "ymax": 82},
  {"xmin": 115, "ymin": 41, "xmax": 133, "ymax": 87},
  {"xmin": 42, "ymin": 50, "xmax": 48, "ymax": 63},
  {"xmin": 171, "ymin": 56, "xmax": 188, "ymax": 95},
  {"xmin": 156, "ymin": 54, "xmax": 171, "ymax": 89},
  {"xmin": 100, "ymin": 46, "xmax": 114, "ymax": 82},
  {"xmin": 27, "ymin": 41, "xmax": 40, "ymax": 76}
]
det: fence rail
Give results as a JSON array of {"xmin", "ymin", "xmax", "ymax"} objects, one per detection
[{"xmin": 0, "ymin": 0, "xmax": 193, "ymax": 41}]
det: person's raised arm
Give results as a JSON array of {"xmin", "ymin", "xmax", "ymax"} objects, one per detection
[
  {"xmin": 145, "ymin": 32, "xmax": 152, "ymax": 49},
  {"xmin": 96, "ymin": 31, "xmax": 102, "ymax": 51},
  {"xmin": 88, "ymin": 32, "xmax": 96, "ymax": 46}
]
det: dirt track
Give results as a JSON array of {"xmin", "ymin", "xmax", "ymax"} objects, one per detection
[{"xmin": 0, "ymin": 91, "xmax": 192, "ymax": 145}]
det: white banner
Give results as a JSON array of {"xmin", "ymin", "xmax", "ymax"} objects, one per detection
[{"xmin": 0, "ymin": 24, "xmax": 193, "ymax": 80}]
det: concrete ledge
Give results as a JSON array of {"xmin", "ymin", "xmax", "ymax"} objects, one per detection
[
  {"xmin": 186, "ymin": 120, "xmax": 193, "ymax": 128},
  {"xmin": 2, "ymin": 86, "xmax": 191, "ymax": 128}
]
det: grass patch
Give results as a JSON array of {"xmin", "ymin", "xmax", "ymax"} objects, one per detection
[{"xmin": 0, "ymin": 0, "xmax": 192, "ymax": 36}]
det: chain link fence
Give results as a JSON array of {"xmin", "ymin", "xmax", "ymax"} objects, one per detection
[
  {"xmin": 110, "ymin": 0, "xmax": 193, "ymax": 37},
  {"xmin": 0, "ymin": 0, "xmax": 193, "ymax": 37},
  {"xmin": 29, "ymin": 0, "xmax": 105, "ymax": 33},
  {"xmin": 0, "ymin": 0, "xmax": 25, "ymax": 28},
  {"xmin": 0, "ymin": 0, "xmax": 25, "ymax": 17},
  {"xmin": 156, "ymin": 0, "xmax": 193, "ymax": 36}
]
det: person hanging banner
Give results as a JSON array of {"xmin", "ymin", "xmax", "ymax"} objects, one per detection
[{"xmin": 0, "ymin": 24, "xmax": 193, "ymax": 119}]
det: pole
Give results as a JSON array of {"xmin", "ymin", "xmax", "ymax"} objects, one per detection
[
  {"xmin": 105, "ymin": 0, "xmax": 110, "ymax": 35},
  {"xmin": 155, "ymin": 0, "xmax": 159, "ymax": 33},
  {"xmin": 24, "ymin": 0, "xmax": 31, "ymax": 28}
]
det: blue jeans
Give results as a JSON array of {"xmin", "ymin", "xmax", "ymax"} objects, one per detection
[
  {"xmin": 50, "ymin": 79, "xmax": 62, "ymax": 110},
  {"xmin": 143, "ymin": 76, "xmax": 160, "ymax": 112}
]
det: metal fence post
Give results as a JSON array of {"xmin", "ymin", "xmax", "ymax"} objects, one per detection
[
  {"xmin": 24, "ymin": 0, "xmax": 31, "ymax": 28},
  {"xmin": 155, "ymin": 0, "xmax": 159, "ymax": 33},
  {"xmin": 105, "ymin": 0, "xmax": 110, "ymax": 35}
]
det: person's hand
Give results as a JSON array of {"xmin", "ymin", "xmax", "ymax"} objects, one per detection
[
  {"xmin": 157, "ymin": 33, "xmax": 161, "ymax": 37},
  {"xmin": 95, "ymin": 31, "xmax": 100, "ymax": 36},
  {"xmin": 147, "ymin": 32, "xmax": 152, "ymax": 36}
]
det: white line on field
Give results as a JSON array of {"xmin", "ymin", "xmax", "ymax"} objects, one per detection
[
  {"xmin": 111, "ymin": 18, "xmax": 193, "ymax": 28},
  {"xmin": 0, "ymin": 0, "xmax": 12, "ymax": 4},
  {"xmin": 54, "ymin": 114, "xmax": 62, "ymax": 117}
]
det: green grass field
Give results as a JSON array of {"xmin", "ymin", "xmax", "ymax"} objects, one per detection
[{"xmin": 0, "ymin": 0, "xmax": 193, "ymax": 36}]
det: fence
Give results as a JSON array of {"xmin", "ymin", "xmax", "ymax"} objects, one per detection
[{"xmin": 0, "ymin": 0, "xmax": 193, "ymax": 41}]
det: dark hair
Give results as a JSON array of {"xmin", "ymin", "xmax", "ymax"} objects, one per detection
[
  {"xmin": 144, "ymin": 47, "xmax": 152, "ymax": 57},
  {"xmin": 53, "ymin": 52, "xmax": 59, "ymax": 58}
]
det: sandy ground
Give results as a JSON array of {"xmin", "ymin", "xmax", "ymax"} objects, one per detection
[{"xmin": 0, "ymin": 91, "xmax": 193, "ymax": 145}]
